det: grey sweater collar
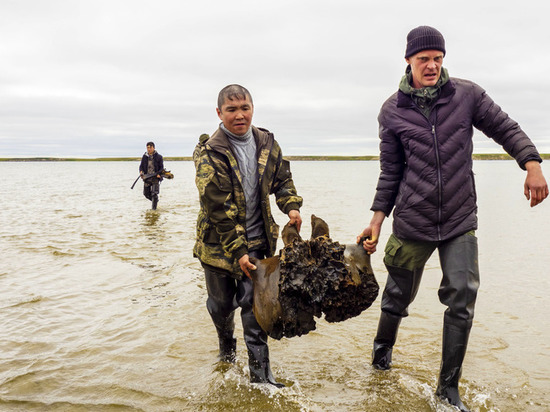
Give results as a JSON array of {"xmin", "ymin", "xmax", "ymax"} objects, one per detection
[{"xmin": 220, "ymin": 123, "xmax": 253, "ymax": 142}]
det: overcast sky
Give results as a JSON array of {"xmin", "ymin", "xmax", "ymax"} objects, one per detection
[{"xmin": 2, "ymin": 0, "xmax": 549, "ymax": 157}]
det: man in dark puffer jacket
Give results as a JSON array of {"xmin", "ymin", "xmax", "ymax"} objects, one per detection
[
  {"xmin": 357, "ymin": 26, "xmax": 548, "ymax": 411},
  {"xmin": 139, "ymin": 141, "xmax": 164, "ymax": 210}
]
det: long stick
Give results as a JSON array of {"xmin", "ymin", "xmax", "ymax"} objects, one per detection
[
  {"xmin": 130, "ymin": 175, "xmax": 141, "ymax": 189},
  {"xmin": 131, "ymin": 170, "xmax": 171, "ymax": 189}
]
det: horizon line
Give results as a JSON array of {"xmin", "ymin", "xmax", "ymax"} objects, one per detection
[{"xmin": 2, "ymin": 153, "xmax": 548, "ymax": 162}]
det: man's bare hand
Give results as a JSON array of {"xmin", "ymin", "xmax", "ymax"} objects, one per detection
[
  {"xmin": 357, "ymin": 211, "xmax": 386, "ymax": 254},
  {"xmin": 239, "ymin": 254, "xmax": 257, "ymax": 279},
  {"xmin": 524, "ymin": 161, "xmax": 549, "ymax": 207},
  {"xmin": 288, "ymin": 210, "xmax": 302, "ymax": 232}
]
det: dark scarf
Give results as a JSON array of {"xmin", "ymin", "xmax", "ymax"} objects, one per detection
[{"xmin": 399, "ymin": 66, "xmax": 449, "ymax": 117}]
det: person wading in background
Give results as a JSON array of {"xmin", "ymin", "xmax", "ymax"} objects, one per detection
[
  {"xmin": 357, "ymin": 26, "xmax": 548, "ymax": 411},
  {"xmin": 193, "ymin": 84, "xmax": 303, "ymax": 387},
  {"xmin": 139, "ymin": 141, "xmax": 164, "ymax": 210}
]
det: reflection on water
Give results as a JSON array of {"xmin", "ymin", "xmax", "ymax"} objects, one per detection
[
  {"xmin": 141, "ymin": 210, "xmax": 166, "ymax": 248},
  {"xmin": 143, "ymin": 210, "xmax": 162, "ymax": 227},
  {"xmin": 1, "ymin": 160, "xmax": 549, "ymax": 411}
]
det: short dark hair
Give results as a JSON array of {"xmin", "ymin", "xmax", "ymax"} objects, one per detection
[
  {"xmin": 146, "ymin": 141, "xmax": 155, "ymax": 148},
  {"xmin": 217, "ymin": 84, "xmax": 253, "ymax": 111}
]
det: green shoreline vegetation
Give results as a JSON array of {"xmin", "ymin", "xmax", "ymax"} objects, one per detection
[{"xmin": 1, "ymin": 154, "xmax": 550, "ymax": 162}]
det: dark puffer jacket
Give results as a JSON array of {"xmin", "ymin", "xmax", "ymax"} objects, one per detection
[
  {"xmin": 139, "ymin": 151, "xmax": 164, "ymax": 175},
  {"xmin": 372, "ymin": 77, "xmax": 542, "ymax": 242}
]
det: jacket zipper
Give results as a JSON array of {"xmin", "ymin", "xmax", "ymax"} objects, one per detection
[
  {"xmin": 260, "ymin": 134, "xmax": 275, "ymax": 253},
  {"xmin": 431, "ymin": 124, "xmax": 442, "ymax": 241},
  {"xmin": 412, "ymin": 94, "xmax": 445, "ymax": 242}
]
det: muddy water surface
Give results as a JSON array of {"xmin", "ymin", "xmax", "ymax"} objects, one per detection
[{"xmin": 1, "ymin": 160, "xmax": 549, "ymax": 411}]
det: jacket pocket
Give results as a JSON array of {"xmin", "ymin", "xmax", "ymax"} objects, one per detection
[
  {"xmin": 197, "ymin": 213, "xmax": 220, "ymax": 244},
  {"xmin": 383, "ymin": 234, "xmax": 403, "ymax": 267},
  {"xmin": 204, "ymin": 226, "xmax": 220, "ymax": 244}
]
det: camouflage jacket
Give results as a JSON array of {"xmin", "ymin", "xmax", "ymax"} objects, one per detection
[{"xmin": 193, "ymin": 126, "xmax": 302, "ymax": 279}]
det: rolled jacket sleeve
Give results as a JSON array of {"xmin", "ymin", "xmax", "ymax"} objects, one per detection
[{"xmin": 272, "ymin": 155, "xmax": 303, "ymax": 214}]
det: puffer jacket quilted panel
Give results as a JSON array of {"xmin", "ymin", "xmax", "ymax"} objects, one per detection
[{"xmin": 372, "ymin": 77, "xmax": 541, "ymax": 241}]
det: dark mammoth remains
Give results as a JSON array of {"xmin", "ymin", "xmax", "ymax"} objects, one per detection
[{"xmin": 250, "ymin": 215, "xmax": 379, "ymax": 339}]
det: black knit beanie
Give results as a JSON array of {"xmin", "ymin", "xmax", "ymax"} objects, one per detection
[{"xmin": 405, "ymin": 26, "xmax": 446, "ymax": 58}]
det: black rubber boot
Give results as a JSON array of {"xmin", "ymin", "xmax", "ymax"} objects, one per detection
[
  {"xmin": 242, "ymin": 310, "xmax": 285, "ymax": 388},
  {"xmin": 436, "ymin": 322, "xmax": 471, "ymax": 412},
  {"xmin": 247, "ymin": 347, "xmax": 285, "ymax": 388},
  {"xmin": 373, "ymin": 264, "xmax": 423, "ymax": 370},
  {"xmin": 214, "ymin": 311, "xmax": 237, "ymax": 363},
  {"xmin": 143, "ymin": 185, "xmax": 152, "ymax": 201},
  {"xmin": 203, "ymin": 266, "xmax": 240, "ymax": 364},
  {"xmin": 152, "ymin": 195, "xmax": 158, "ymax": 210},
  {"xmin": 372, "ymin": 311, "xmax": 402, "ymax": 370},
  {"xmin": 216, "ymin": 314, "xmax": 236, "ymax": 363},
  {"xmin": 219, "ymin": 336, "xmax": 237, "ymax": 363}
]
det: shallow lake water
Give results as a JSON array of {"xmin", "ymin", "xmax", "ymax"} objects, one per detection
[{"xmin": 1, "ymin": 160, "xmax": 549, "ymax": 411}]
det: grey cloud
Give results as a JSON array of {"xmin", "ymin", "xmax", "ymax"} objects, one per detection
[{"xmin": 1, "ymin": 0, "xmax": 549, "ymax": 157}]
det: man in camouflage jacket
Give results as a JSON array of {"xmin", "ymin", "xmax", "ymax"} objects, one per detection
[{"xmin": 194, "ymin": 84, "xmax": 302, "ymax": 387}]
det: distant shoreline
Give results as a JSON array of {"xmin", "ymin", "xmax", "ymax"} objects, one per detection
[{"xmin": 1, "ymin": 154, "xmax": 549, "ymax": 162}]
